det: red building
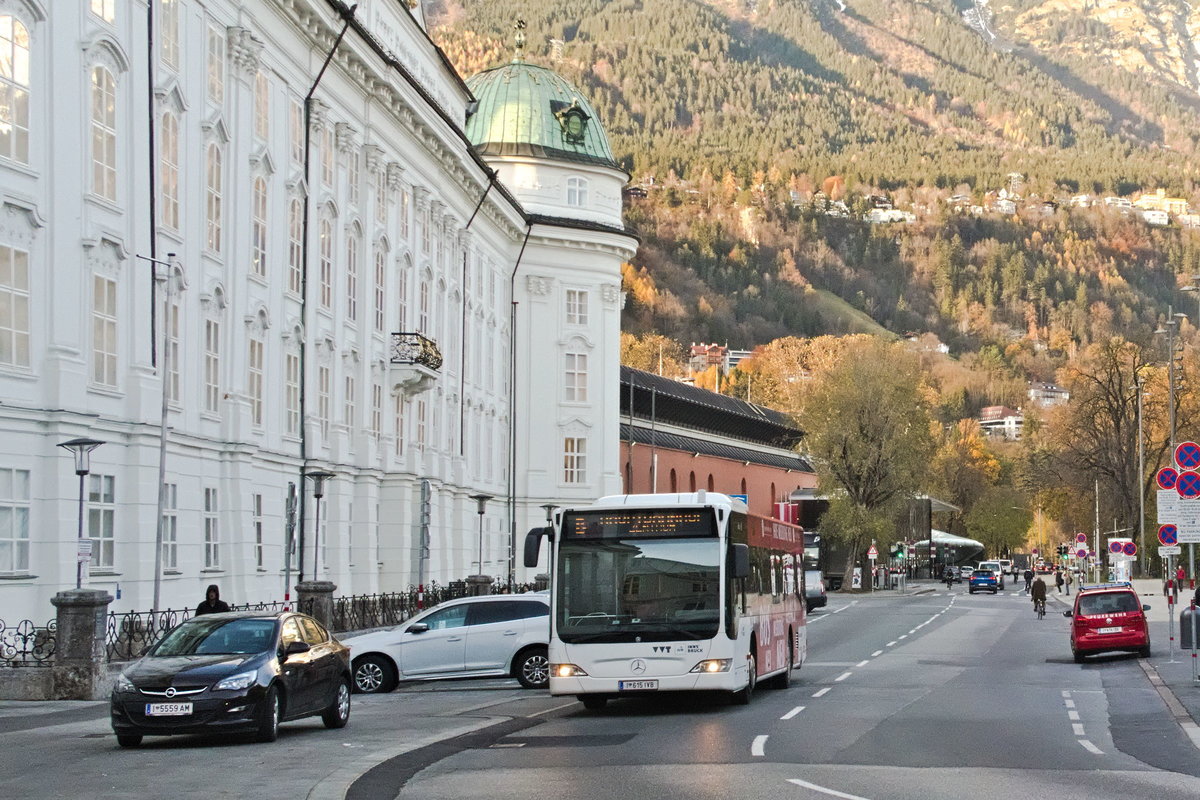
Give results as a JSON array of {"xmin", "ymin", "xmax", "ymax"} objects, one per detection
[{"xmin": 620, "ymin": 367, "xmax": 816, "ymax": 518}]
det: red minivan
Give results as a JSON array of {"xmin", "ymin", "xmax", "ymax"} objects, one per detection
[{"xmin": 1065, "ymin": 583, "xmax": 1151, "ymax": 663}]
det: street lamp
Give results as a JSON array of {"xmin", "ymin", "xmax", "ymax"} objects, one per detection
[
  {"xmin": 58, "ymin": 437, "xmax": 104, "ymax": 590},
  {"xmin": 469, "ymin": 494, "xmax": 494, "ymax": 578},
  {"xmin": 305, "ymin": 470, "xmax": 335, "ymax": 577}
]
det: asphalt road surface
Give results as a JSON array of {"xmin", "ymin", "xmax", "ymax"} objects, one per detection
[{"xmin": 4, "ymin": 587, "xmax": 1199, "ymax": 800}]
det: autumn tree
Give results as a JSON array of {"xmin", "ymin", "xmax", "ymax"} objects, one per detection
[
  {"xmin": 965, "ymin": 487, "xmax": 1033, "ymax": 559},
  {"xmin": 619, "ymin": 332, "xmax": 688, "ymax": 377}
]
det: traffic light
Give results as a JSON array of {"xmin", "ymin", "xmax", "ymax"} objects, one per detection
[{"xmin": 1057, "ymin": 544, "xmax": 1068, "ymax": 557}]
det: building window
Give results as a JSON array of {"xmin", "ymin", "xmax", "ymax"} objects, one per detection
[
  {"xmin": 419, "ymin": 206, "xmax": 430, "ymax": 254},
  {"xmin": 254, "ymin": 71, "xmax": 269, "ymax": 140},
  {"xmin": 91, "ymin": 0, "xmax": 115, "ymax": 23},
  {"xmin": 203, "ymin": 487, "xmax": 219, "ymax": 569},
  {"xmin": 248, "ymin": 337, "xmax": 264, "ymax": 427},
  {"xmin": 418, "ymin": 280, "xmax": 429, "ymax": 333},
  {"xmin": 290, "ymin": 98, "xmax": 304, "ymax": 164},
  {"xmin": 375, "ymin": 175, "xmax": 387, "ymax": 224},
  {"xmin": 371, "ymin": 382, "xmax": 382, "ymax": 438},
  {"xmin": 320, "ymin": 125, "xmax": 333, "ymax": 187},
  {"xmin": 566, "ymin": 176, "xmax": 588, "ymax": 207},
  {"xmin": 205, "ymin": 143, "xmax": 224, "ymax": 252},
  {"xmin": 163, "ymin": 295, "xmax": 180, "ymax": 402},
  {"xmin": 393, "ymin": 395, "xmax": 405, "ymax": 456},
  {"xmin": 397, "ymin": 268, "xmax": 408, "ymax": 330},
  {"xmin": 563, "ymin": 437, "xmax": 587, "ymax": 483},
  {"xmin": 0, "ymin": 16, "xmax": 30, "ymax": 164},
  {"xmin": 0, "ymin": 244, "xmax": 30, "ymax": 368},
  {"xmin": 372, "ymin": 251, "xmax": 386, "ymax": 332},
  {"xmin": 159, "ymin": 111, "xmax": 180, "ymax": 230},
  {"xmin": 161, "ymin": 482, "xmax": 177, "ymax": 571},
  {"xmin": 344, "ymin": 374, "xmax": 356, "ymax": 427},
  {"xmin": 318, "ymin": 365, "xmax": 330, "ymax": 438},
  {"xmin": 87, "ymin": 474, "xmax": 115, "ymax": 570},
  {"xmin": 204, "ymin": 319, "xmax": 220, "ymax": 413},
  {"xmin": 566, "ymin": 289, "xmax": 588, "ymax": 325},
  {"xmin": 415, "ymin": 398, "xmax": 427, "ymax": 449},
  {"xmin": 252, "ymin": 493, "xmax": 264, "ymax": 570},
  {"xmin": 348, "ymin": 152, "xmax": 360, "ymax": 207},
  {"xmin": 565, "ymin": 352, "xmax": 588, "ymax": 402},
  {"xmin": 159, "ymin": 0, "xmax": 179, "ymax": 70},
  {"xmin": 251, "ymin": 177, "xmax": 268, "ymax": 277},
  {"xmin": 399, "ymin": 189, "xmax": 410, "ymax": 239},
  {"xmin": 207, "ymin": 25, "xmax": 225, "ymax": 106},
  {"xmin": 319, "ymin": 219, "xmax": 332, "ymax": 310},
  {"xmin": 285, "ymin": 351, "xmax": 300, "ymax": 435},
  {"xmin": 91, "ymin": 67, "xmax": 117, "ymax": 201},
  {"xmin": 0, "ymin": 467, "xmax": 30, "ymax": 574},
  {"xmin": 288, "ymin": 199, "xmax": 303, "ymax": 295},
  {"xmin": 345, "ymin": 233, "xmax": 358, "ymax": 322},
  {"xmin": 92, "ymin": 275, "xmax": 118, "ymax": 386}
]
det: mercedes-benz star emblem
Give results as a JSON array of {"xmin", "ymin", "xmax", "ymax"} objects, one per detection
[
  {"xmin": 630, "ymin": 659, "xmax": 646, "ymax": 674},
  {"xmin": 165, "ymin": 687, "xmax": 176, "ymax": 698}
]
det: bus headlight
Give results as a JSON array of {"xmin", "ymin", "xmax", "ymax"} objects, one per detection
[
  {"xmin": 689, "ymin": 659, "xmax": 732, "ymax": 673},
  {"xmin": 551, "ymin": 663, "xmax": 588, "ymax": 678}
]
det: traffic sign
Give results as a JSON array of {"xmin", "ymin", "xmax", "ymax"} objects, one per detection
[
  {"xmin": 1075, "ymin": 548, "xmax": 1087, "ymax": 558},
  {"xmin": 1157, "ymin": 467, "xmax": 1180, "ymax": 490},
  {"xmin": 1176, "ymin": 441, "xmax": 1200, "ymax": 470},
  {"xmin": 1109, "ymin": 541, "xmax": 1124, "ymax": 554},
  {"xmin": 1160, "ymin": 545, "xmax": 1182, "ymax": 556},
  {"xmin": 1075, "ymin": 532, "xmax": 1087, "ymax": 544},
  {"xmin": 1177, "ymin": 471, "xmax": 1200, "ymax": 498},
  {"xmin": 1122, "ymin": 541, "xmax": 1137, "ymax": 557},
  {"xmin": 1160, "ymin": 524, "xmax": 1179, "ymax": 545},
  {"xmin": 866, "ymin": 545, "xmax": 878, "ymax": 560}
]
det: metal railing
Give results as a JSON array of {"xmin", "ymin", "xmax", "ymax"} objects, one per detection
[
  {"xmin": 0, "ymin": 618, "xmax": 56, "ymax": 668},
  {"xmin": 105, "ymin": 600, "xmax": 290, "ymax": 662},
  {"xmin": 390, "ymin": 331, "xmax": 443, "ymax": 370}
]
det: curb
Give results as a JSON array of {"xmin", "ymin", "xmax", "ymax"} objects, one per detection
[{"xmin": 1138, "ymin": 658, "xmax": 1200, "ymax": 753}]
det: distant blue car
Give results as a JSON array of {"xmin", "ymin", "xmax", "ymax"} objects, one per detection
[{"xmin": 969, "ymin": 568, "xmax": 999, "ymax": 594}]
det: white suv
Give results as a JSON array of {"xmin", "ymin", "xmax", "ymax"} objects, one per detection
[
  {"xmin": 978, "ymin": 560, "xmax": 1005, "ymax": 589},
  {"xmin": 343, "ymin": 594, "xmax": 549, "ymax": 693}
]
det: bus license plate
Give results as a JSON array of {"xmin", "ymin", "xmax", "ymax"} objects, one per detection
[
  {"xmin": 618, "ymin": 680, "xmax": 658, "ymax": 691},
  {"xmin": 145, "ymin": 702, "xmax": 193, "ymax": 716}
]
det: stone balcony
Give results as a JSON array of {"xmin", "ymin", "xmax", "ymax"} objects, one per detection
[{"xmin": 389, "ymin": 332, "xmax": 442, "ymax": 397}]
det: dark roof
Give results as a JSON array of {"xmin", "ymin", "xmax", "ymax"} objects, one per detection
[
  {"xmin": 620, "ymin": 366, "xmax": 802, "ymax": 447},
  {"xmin": 621, "ymin": 424, "xmax": 812, "ymax": 472}
]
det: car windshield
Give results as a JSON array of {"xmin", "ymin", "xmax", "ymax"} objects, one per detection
[
  {"xmin": 1077, "ymin": 592, "xmax": 1140, "ymax": 616},
  {"xmin": 974, "ymin": 570, "xmax": 994, "ymax": 577},
  {"xmin": 151, "ymin": 617, "xmax": 278, "ymax": 656}
]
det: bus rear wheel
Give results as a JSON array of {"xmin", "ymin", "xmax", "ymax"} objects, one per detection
[
  {"xmin": 769, "ymin": 637, "xmax": 794, "ymax": 690},
  {"xmin": 732, "ymin": 652, "xmax": 756, "ymax": 705}
]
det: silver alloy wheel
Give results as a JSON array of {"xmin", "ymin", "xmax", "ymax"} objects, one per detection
[
  {"xmin": 268, "ymin": 691, "xmax": 280, "ymax": 735},
  {"xmin": 336, "ymin": 682, "xmax": 350, "ymax": 721},
  {"xmin": 355, "ymin": 660, "xmax": 384, "ymax": 693},
  {"xmin": 521, "ymin": 652, "xmax": 549, "ymax": 688}
]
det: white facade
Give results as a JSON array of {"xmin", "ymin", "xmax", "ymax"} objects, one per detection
[{"xmin": 0, "ymin": 0, "xmax": 635, "ymax": 621}]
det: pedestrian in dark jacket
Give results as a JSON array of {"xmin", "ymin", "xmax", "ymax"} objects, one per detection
[
  {"xmin": 195, "ymin": 584, "xmax": 230, "ymax": 615},
  {"xmin": 1023, "ymin": 569, "xmax": 1034, "ymax": 593},
  {"xmin": 1055, "ymin": 569, "xmax": 1064, "ymax": 594}
]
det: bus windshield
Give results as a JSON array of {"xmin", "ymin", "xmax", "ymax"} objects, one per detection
[{"xmin": 555, "ymin": 537, "xmax": 721, "ymax": 643}]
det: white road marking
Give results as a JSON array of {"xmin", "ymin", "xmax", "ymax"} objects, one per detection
[
  {"xmin": 1072, "ymin": 723, "xmax": 1086, "ymax": 736},
  {"xmin": 856, "ymin": 660, "xmax": 869, "ymax": 667},
  {"xmin": 751, "ymin": 735, "xmax": 768, "ymax": 757},
  {"xmin": 1064, "ymin": 699, "xmax": 1076, "ymax": 709},
  {"xmin": 787, "ymin": 777, "xmax": 873, "ymax": 800},
  {"xmin": 898, "ymin": 635, "xmax": 908, "ymax": 640},
  {"xmin": 886, "ymin": 641, "xmax": 897, "ymax": 647},
  {"xmin": 1068, "ymin": 710, "xmax": 1080, "ymax": 721},
  {"xmin": 530, "ymin": 701, "xmax": 579, "ymax": 718},
  {"xmin": 812, "ymin": 687, "xmax": 831, "ymax": 698},
  {"xmin": 1079, "ymin": 739, "xmax": 1104, "ymax": 754},
  {"xmin": 780, "ymin": 705, "xmax": 805, "ymax": 720},
  {"xmin": 871, "ymin": 650, "xmax": 883, "ymax": 657},
  {"xmin": 834, "ymin": 671, "xmax": 852, "ymax": 682},
  {"xmin": 1061, "ymin": 690, "xmax": 1071, "ymax": 698}
]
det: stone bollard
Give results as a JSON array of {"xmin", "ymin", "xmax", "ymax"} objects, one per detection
[
  {"xmin": 465, "ymin": 575, "xmax": 493, "ymax": 597},
  {"xmin": 296, "ymin": 581, "xmax": 337, "ymax": 629},
  {"xmin": 50, "ymin": 589, "xmax": 113, "ymax": 700}
]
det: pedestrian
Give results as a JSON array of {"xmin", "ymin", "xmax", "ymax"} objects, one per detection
[
  {"xmin": 1055, "ymin": 569, "xmax": 1064, "ymax": 594},
  {"xmin": 1023, "ymin": 568, "xmax": 1034, "ymax": 594},
  {"xmin": 195, "ymin": 584, "xmax": 230, "ymax": 616},
  {"xmin": 1177, "ymin": 564, "xmax": 1187, "ymax": 591},
  {"xmin": 1064, "ymin": 569, "xmax": 1072, "ymax": 595}
]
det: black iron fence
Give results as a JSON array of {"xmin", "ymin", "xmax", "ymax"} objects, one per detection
[
  {"xmin": 105, "ymin": 600, "xmax": 289, "ymax": 662},
  {"xmin": 0, "ymin": 618, "xmax": 56, "ymax": 668}
]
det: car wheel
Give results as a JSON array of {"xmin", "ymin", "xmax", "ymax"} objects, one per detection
[
  {"xmin": 1073, "ymin": 650, "xmax": 1085, "ymax": 664},
  {"xmin": 770, "ymin": 636, "xmax": 794, "ymax": 690},
  {"xmin": 322, "ymin": 680, "xmax": 351, "ymax": 729},
  {"xmin": 969, "ymin": 589, "xmax": 975, "ymax": 594},
  {"xmin": 581, "ymin": 695, "xmax": 607, "ymax": 711},
  {"xmin": 732, "ymin": 651, "xmax": 756, "ymax": 705},
  {"xmin": 515, "ymin": 646, "xmax": 550, "ymax": 689},
  {"xmin": 352, "ymin": 654, "xmax": 397, "ymax": 694},
  {"xmin": 1138, "ymin": 645, "xmax": 1151, "ymax": 658},
  {"xmin": 256, "ymin": 685, "xmax": 281, "ymax": 743},
  {"xmin": 116, "ymin": 733, "xmax": 142, "ymax": 748}
]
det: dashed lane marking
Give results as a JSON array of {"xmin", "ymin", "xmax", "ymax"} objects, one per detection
[
  {"xmin": 812, "ymin": 688, "xmax": 831, "ymax": 698},
  {"xmin": 751, "ymin": 735, "xmax": 768, "ymax": 757},
  {"xmin": 834, "ymin": 672, "xmax": 852, "ymax": 682},
  {"xmin": 855, "ymin": 660, "xmax": 869, "ymax": 667},
  {"xmin": 786, "ymin": 777, "xmax": 873, "ymax": 800},
  {"xmin": 886, "ymin": 641, "xmax": 897, "ymax": 647},
  {"xmin": 1079, "ymin": 739, "xmax": 1104, "ymax": 755},
  {"xmin": 780, "ymin": 706, "xmax": 805, "ymax": 720},
  {"xmin": 1072, "ymin": 723, "xmax": 1085, "ymax": 736},
  {"xmin": 1068, "ymin": 710, "xmax": 1080, "ymax": 721},
  {"xmin": 871, "ymin": 650, "xmax": 883, "ymax": 657}
]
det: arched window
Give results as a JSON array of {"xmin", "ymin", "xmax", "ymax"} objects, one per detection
[
  {"xmin": 205, "ymin": 143, "xmax": 223, "ymax": 251},
  {"xmin": 669, "ymin": 469, "xmax": 678, "ymax": 493},
  {"xmin": 418, "ymin": 277, "xmax": 430, "ymax": 333},
  {"xmin": 707, "ymin": 474, "xmax": 715, "ymax": 492},
  {"xmin": 374, "ymin": 250, "xmax": 386, "ymax": 332},
  {"xmin": 345, "ymin": 230, "xmax": 359, "ymax": 322},
  {"xmin": 689, "ymin": 472, "xmax": 696, "ymax": 492},
  {"xmin": 318, "ymin": 219, "xmax": 333, "ymax": 309},
  {"xmin": 91, "ymin": 67, "xmax": 118, "ymax": 201},
  {"xmin": 159, "ymin": 111, "xmax": 179, "ymax": 229},
  {"xmin": 0, "ymin": 16, "xmax": 30, "ymax": 164},
  {"xmin": 251, "ymin": 178, "xmax": 268, "ymax": 277},
  {"xmin": 397, "ymin": 259, "xmax": 409, "ymax": 329},
  {"xmin": 624, "ymin": 461, "xmax": 632, "ymax": 493},
  {"xmin": 740, "ymin": 478, "xmax": 747, "ymax": 494},
  {"xmin": 566, "ymin": 176, "xmax": 588, "ymax": 207},
  {"xmin": 287, "ymin": 199, "xmax": 302, "ymax": 294}
]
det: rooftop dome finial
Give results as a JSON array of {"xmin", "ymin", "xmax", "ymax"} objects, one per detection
[{"xmin": 513, "ymin": 18, "xmax": 527, "ymax": 62}]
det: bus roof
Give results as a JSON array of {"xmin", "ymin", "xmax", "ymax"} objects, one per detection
[{"xmin": 590, "ymin": 491, "xmax": 746, "ymax": 512}]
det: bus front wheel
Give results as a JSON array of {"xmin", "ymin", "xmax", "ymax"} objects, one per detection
[{"xmin": 732, "ymin": 651, "xmax": 756, "ymax": 705}]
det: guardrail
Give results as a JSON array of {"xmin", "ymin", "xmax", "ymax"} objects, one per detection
[{"xmin": 0, "ymin": 618, "xmax": 56, "ymax": 668}]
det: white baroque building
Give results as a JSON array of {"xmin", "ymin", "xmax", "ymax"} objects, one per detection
[{"xmin": 0, "ymin": 0, "xmax": 636, "ymax": 621}]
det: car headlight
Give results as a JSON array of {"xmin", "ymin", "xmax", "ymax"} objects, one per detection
[
  {"xmin": 214, "ymin": 670, "xmax": 258, "ymax": 691},
  {"xmin": 689, "ymin": 659, "xmax": 732, "ymax": 673},
  {"xmin": 551, "ymin": 663, "xmax": 588, "ymax": 678},
  {"xmin": 115, "ymin": 674, "xmax": 136, "ymax": 693}
]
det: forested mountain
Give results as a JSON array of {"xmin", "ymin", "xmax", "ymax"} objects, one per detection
[{"xmin": 429, "ymin": 0, "xmax": 1200, "ymax": 367}]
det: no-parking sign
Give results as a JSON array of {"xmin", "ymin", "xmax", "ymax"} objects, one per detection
[
  {"xmin": 1159, "ymin": 524, "xmax": 1179, "ymax": 546},
  {"xmin": 1157, "ymin": 467, "xmax": 1180, "ymax": 490},
  {"xmin": 1177, "ymin": 471, "xmax": 1200, "ymax": 498},
  {"xmin": 1176, "ymin": 441, "xmax": 1200, "ymax": 471}
]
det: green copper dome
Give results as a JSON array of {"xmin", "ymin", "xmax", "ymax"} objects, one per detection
[{"xmin": 465, "ymin": 59, "xmax": 618, "ymax": 169}]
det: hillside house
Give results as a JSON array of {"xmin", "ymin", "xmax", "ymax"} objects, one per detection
[
  {"xmin": 1027, "ymin": 382, "xmax": 1070, "ymax": 408},
  {"xmin": 979, "ymin": 406, "xmax": 1024, "ymax": 440}
]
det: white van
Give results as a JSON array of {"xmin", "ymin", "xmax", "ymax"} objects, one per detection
[{"xmin": 978, "ymin": 560, "xmax": 1005, "ymax": 589}]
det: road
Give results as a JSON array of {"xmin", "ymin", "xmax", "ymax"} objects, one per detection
[{"xmin": 3, "ymin": 587, "xmax": 1200, "ymax": 800}]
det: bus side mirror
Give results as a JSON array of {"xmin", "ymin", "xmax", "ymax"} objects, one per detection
[
  {"xmin": 524, "ymin": 526, "xmax": 549, "ymax": 568},
  {"xmin": 730, "ymin": 543, "xmax": 750, "ymax": 579}
]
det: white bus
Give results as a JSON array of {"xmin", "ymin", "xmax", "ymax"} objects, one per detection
[{"xmin": 524, "ymin": 492, "xmax": 807, "ymax": 710}]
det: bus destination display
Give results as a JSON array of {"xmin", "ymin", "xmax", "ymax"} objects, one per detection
[{"xmin": 564, "ymin": 509, "xmax": 716, "ymax": 539}]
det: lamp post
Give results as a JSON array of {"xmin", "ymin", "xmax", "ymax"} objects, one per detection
[
  {"xmin": 469, "ymin": 494, "xmax": 494, "ymax": 579},
  {"xmin": 305, "ymin": 470, "xmax": 334, "ymax": 578},
  {"xmin": 1157, "ymin": 308, "xmax": 1188, "ymax": 580},
  {"xmin": 58, "ymin": 437, "xmax": 104, "ymax": 590}
]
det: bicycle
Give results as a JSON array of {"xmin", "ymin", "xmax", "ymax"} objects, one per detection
[{"xmin": 1034, "ymin": 599, "xmax": 1046, "ymax": 620}]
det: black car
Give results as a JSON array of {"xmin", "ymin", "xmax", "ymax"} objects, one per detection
[{"xmin": 111, "ymin": 611, "xmax": 352, "ymax": 747}]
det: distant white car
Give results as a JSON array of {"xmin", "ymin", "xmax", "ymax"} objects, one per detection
[
  {"xmin": 978, "ymin": 560, "xmax": 1005, "ymax": 589},
  {"xmin": 959, "ymin": 565, "xmax": 975, "ymax": 580},
  {"xmin": 342, "ymin": 594, "xmax": 550, "ymax": 693}
]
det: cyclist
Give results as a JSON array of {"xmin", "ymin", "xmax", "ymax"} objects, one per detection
[{"xmin": 1030, "ymin": 573, "xmax": 1048, "ymax": 618}]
